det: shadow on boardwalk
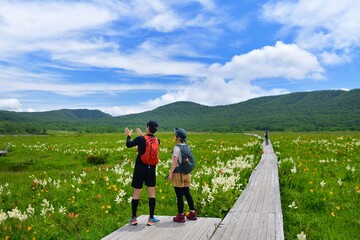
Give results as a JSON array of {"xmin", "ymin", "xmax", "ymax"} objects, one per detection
[{"xmin": 102, "ymin": 140, "xmax": 284, "ymax": 240}]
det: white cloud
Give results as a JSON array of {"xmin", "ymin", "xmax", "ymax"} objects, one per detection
[
  {"xmin": 0, "ymin": 0, "xmax": 212, "ymax": 79},
  {"xmin": 0, "ymin": 98, "xmax": 22, "ymax": 111},
  {"xmin": 262, "ymin": 0, "xmax": 360, "ymax": 64},
  {"xmin": 100, "ymin": 105, "xmax": 152, "ymax": 116},
  {"xmin": 216, "ymin": 41, "xmax": 324, "ymax": 80},
  {"xmin": 0, "ymin": 1, "xmax": 350, "ymax": 117},
  {"xmin": 320, "ymin": 51, "xmax": 351, "ymax": 65},
  {"xmin": 0, "ymin": 76, "xmax": 178, "ymax": 97},
  {"xmin": 37, "ymin": 41, "xmax": 320, "ymax": 116},
  {"xmin": 0, "ymin": 1, "xmax": 115, "ymax": 39},
  {"xmin": 113, "ymin": 41, "xmax": 320, "ymax": 115},
  {"xmin": 57, "ymin": 49, "xmax": 208, "ymax": 77}
]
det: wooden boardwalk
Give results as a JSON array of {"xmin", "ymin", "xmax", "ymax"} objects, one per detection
[
  {"xmin": 211, "ymin": 141, "xmax": 284, "ymax": 240},
  {"xmin": 102, "ymin": 215, "xmax": 221, "ymax": 240},
  {"xmin": 102, "ymin": 141, "xmax": 283, "ymax": 240}
]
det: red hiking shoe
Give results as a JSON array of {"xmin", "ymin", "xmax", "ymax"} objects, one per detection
[
  {"xmin": 186, "ymin": 211, "xmax": 197, "ymax": 220},
  {"xmin": 173, "ymin": 213, "xmax": 185, "ymax": 223}
]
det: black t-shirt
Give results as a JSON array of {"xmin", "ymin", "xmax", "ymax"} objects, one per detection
[{"xmin": 126, "ymin": 134, "xmax": 160, "ymax": 171}]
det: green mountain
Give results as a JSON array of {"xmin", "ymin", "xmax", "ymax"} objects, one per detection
[
  {"xmin": 108, "ymin": 89, "xmax": 360, "ymax": 132},
  {"xmin": 1, "ymin": 89, "xmax": 359, "ymax": 134},
  {"xmin": 0, "ymin": 109, "xmax": 111, "ymax": 122},
  {"xmin": 0, "ymin": 109, "xmax": 112, "ymax": 134}
]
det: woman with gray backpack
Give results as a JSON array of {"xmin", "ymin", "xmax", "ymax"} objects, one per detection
[{"xmin": 168, "ymin": 128, "xmax": 197, "ymax": 222}]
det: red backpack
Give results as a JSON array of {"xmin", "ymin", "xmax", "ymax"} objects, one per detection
[{"xmin": 140, "ymin": 135, "xmax": 159, "ymax": 165}]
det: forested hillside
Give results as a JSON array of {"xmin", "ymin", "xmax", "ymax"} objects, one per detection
[
  {"xmin": 109, "ymin": 89, "xmax": 360, "ymax": 132},
  {"xmin": 1, "ymin": 89, "xmax": 359, "ymax": 134}
]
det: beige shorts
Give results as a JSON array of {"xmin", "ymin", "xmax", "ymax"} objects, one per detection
[{"xmin": 171, "ymin": 173, "xmax": 191, "ymax": 187}]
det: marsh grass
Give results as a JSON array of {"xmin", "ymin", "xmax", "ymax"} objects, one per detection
[
  {"xmin": 271, "ymin": 132, "xmax": 359, "ymax": 240},
  {"xmin": 0, "ymin": 132, "xmax": 261, "ymax": 239}
]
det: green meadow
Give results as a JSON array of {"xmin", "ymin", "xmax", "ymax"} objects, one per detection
[
  {"xmin": 271, "ymin": 132, "xmax": 359, "ymax": 240},
  {"xmin": 0, "ymin": 132, "xmax": 359, "ymax": 239}
]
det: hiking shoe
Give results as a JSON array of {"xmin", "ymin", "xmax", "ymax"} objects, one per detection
[
  {"xmin": 186, "ymin": 211, "xmax": 197, "ymax": 220},
  {"xmin": 129, "ymin": 217, "xmax": 138, "ymax": 226},
  {"xmin": 173, "ymin": 213, "xmax": 185, "ymax": 223},
  {"xmin": 147, "ymin": 217, "xmax": 160, "ymax": 226}
]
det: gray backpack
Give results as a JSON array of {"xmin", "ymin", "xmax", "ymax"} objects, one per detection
[{"xmin": 176, "ymin": 144, "xmax": 195, "ymax": 174}]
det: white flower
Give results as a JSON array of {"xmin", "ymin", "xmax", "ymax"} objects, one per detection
[
  {"xmin": 0, "ymin": 209, "xmax": 8, "ymax": 224},
  {"xmin": 80, "ymin": 171, "xmax": 87, "ymax": 177},
  {"xmin": 288, "ymin": 201, "xmax": 298, "ymax": 209},
  {"xmin": 41, "ymin": 199, "xmax": 50, "ymax": 208},
  {"xmin": 337, "ymin": 178, "xmax": 343, "ymax": 187},
  {"xmin": 59, "ymin": 206, "xmax": 67, "ymax": 214},
  {"xmin": 18, "ymin": 213, "xmax": 28, "ymax": 221},
  {"xmin": 26, "ymin": 204, "xmax": 35, "ymax": 215},
  {"xmin": 297, "ymin": 231, "xmax": 306, "ymax": 240},
  {"xmin": 48, "ymin": 204, "xmax": 55, "ymax": 213},
  {"xmin": 207, "ymin": 194, "xmax": 214, "ymax": 203},
  {"xmin": 346, "ymin": 165, "xmax": 351, "ymax": 171},
  {"xmin": 76, "ymin": 188, "xmax": 81, "ymax": 193},
  {"xmin": 54, "ymin": 180, "xmax": 61, "ymax": 188},
  {"xmin": 291, "ymin": 166, "xmax": 297, "ymax": 173},
  {"xmin": 7, "ymin": 207, "xmax": 27, "ymax": 221},
  {"xmin": 40, "ymin": 208, "xmax": 47, "ymax": 217},
  {"xmin": 7, "ymin": 207, "xmax": 20, "ymax": 218},
  {"xmin": 115, "ymin": 195, "xmax": 122, "ymax": 204},
  {"xmin": 320, "ymin": 180, "xmax": 326, "ymax": 188},
  {"xmin": 351, "ymin": 167, "xmax": 356, "ymax": 173}
]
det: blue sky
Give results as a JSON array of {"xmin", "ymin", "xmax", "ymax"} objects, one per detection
[{"xmin": 0, "ymin": 0, "xmax": 359, "ymax": 116}]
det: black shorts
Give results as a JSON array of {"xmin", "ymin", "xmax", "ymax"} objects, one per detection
[{"xmin": 131, "ymin": 168, "xmax": 156, "ymax": 189}]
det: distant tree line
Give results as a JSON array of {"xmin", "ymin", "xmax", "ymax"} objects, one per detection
[{"xmin": 1, "ymin": 89, "xmax": 359, "ymax": 134}]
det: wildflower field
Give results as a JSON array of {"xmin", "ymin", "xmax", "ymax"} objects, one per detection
[
  {"xmin": 0, "ymin": 132, "xmax": 359, "ymax": 240},
  {"xmin": 271, "ymin": 132, "xmax": 359, "ymax": 240},
  {"xmin": 0, "ymin": 132, "xmax": 262, "ymax": 239}
]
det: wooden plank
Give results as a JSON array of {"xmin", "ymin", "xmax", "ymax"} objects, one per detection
[
  {"xmin": 247, "ymin": 212, "xmax": 262, "ymax": 239},
  {"xmin": 256, "ymin": 212, "xmax": 269, "ymax": 239},
  {"xmin": 266, "ymin": 213, "xmax": 276, "ymax": 240},
  {"xmin": 102, "ymin": 215, "xmax": 221, "ymax": 240}
]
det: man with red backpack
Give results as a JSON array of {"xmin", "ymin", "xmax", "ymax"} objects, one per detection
[{"xmin": 125, "ymin": 120, "xmax": 160, "ymax": 226}]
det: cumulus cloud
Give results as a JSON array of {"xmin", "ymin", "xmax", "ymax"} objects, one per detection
[
  {"xmin": 0, "ymin": 98, "xmax": 22, "ymax": 111},
  {"xmin": 136, "ymin": 41, "xmax": 322, "ymax": 113},
  {"xmin": 215, "ymin": 41, "xmax": 324, "ymax": 80}
]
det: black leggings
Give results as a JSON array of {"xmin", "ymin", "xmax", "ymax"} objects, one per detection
[{"xmin": 174, "ymin": 187, "xmax": 195, "ymax": 214}]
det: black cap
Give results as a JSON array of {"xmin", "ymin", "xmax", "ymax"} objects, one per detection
[{"xmin": 147, "ymin": 120, "xmax": 158, "ymax": 133}]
